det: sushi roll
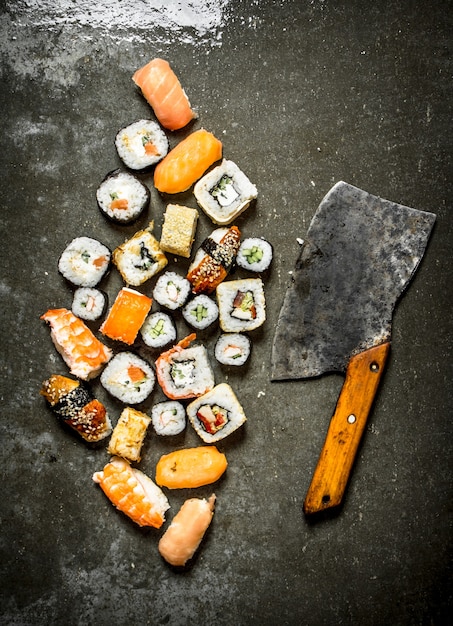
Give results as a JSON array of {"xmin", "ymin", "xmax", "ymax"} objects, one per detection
[
  {"xmin": 100, "ymin": 352, "xmax": 155, "ymax": 404},
  {"xmin": 182, "ymin": 295, "xmax": 219, "ymax": 330},
  {"xmin": 40, "ymin": 374, "xmax": 112, "ymax": 443},
  {"xmin": 194, "ymin": 159, "xmax": 258, "ymax": 225},
  {"xmin": 115, "ymin": 120, "xmax": 168, "ymax": 170},
  {"xmin": 96, "ymin": 169, "xmax": 150, "ymax": 225},
  {"xmin": 107, "ymin": 407, "xmax": 151, "ymax": 463},
  {"xmin": 112, "ymin": 222, "xmax": 168, "ymax": 286},
  {"xmin": 151, "ymin": 401, "xmax": 186, "ymax": 436},
  {"xmin": 153, "ymin": 271, "xmax": 191, "ymax": 310},
  {"xmin": 216, "ymin": 278, "xmax": 266, "ymax": 332},
  {"xmin": 58, "ymin": 237, "xmax": 111, "ymax": 288},
  {"xmin": 186, "ymin": 383, "xmax": 247, "ymax": 443},
  {"xmin": 140, "ymin": 312, "xmax": 176, "ymax": 349},
  {"xmin": 236, "ymin": 237, "xmax": 273, "ymax": 272},
  {"xmin": 155, "ymin": 334, "xmax": 215, "ymax": 401},
  {"xmin": 160, "ymin": 204, "xmax": 199, "ymax": 258},
  {"xmin": 186, "ymin": 225, "xmax": 241, "ymax": 295},
  {"xmin": 214, "ymin": 333, "xmax": 251, "ymax": 366},
  {"xmin": 100, "ymin": 287, "xmax": 152, "ymax": 345},
  {"xmin": 71, "ymin": 287, "xmax": 107, "ymax": 321}
]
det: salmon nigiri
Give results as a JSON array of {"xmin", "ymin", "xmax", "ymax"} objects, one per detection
[
  {"xmin": 41, "ymin": 308, "xmax": 112, "ymax": 380},
  {"xmin": 132, "ymin": 58, "xmax": 196, "ymax": 131},
  {"xmin": 154, "ymin": 129, "xmax": 222, "ymax": 194},
  {"xmin": 155, "ymin": 446, "xmax": 227, "ymax": 489},
  {"xmin": 93, "ymin": 456, "xmax": 170, "ymax": 528}
]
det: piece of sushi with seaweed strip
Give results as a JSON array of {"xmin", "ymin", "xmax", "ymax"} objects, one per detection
[
  {"xmin": 187, "ymin": 383, "xmax": 247, "ymax": 443},
  {"xmin": 115, "ymin": 120, "xmax": 168, "ymax": 170},
  {"xmin": 194, "ymin": 159, "xmax": 258, "ymax": 225},
  {"xmin": 96, "ymin": 169, "xmax": 150, "ymax": 225}
]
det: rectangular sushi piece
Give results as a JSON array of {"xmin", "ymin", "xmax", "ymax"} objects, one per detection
[
  {"xmin": 216, "ymin": 278, "xmax": 266, "ymax": 332},
  {"xmin": 187, "ymin": 383, "xmax": 247, "ymax": 443},
  {"xmin": 100, "ymin": 287, "xmax": 152, "ymax": 345},
  {"xmin": 112, "ymin": 222, "xmax": 168, "ymax": 286},
  {"xmin": 159, "ymin": 204, "xmax": 199, "ymax": 258},
  {"xmin": 107, "ymin": 407, "xmax": 151, "ymax": 462},
  {"xmin": 194, "ymin": 159, "xmax": 257, "ymax": 225}
]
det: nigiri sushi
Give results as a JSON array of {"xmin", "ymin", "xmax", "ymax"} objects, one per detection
[
  {"xmin": 40, "ymin": 308, "xmax": 113, "ymax": 380},
  {"xmin": 93, "ymin": 456, "xmax": 170, "ymax": 528},
  {"xmin": 155, "ymin": 446, "xmax": 227, "ymax": 489},
  {"xmin": 158, "ymin": 495, "xmax": 216, "ymax": 567},
  {"xmin": 154, "ymin": 129, "xmax": 222, "ymax": 194},
  {"xmin": 132, "ymin": 58, "xmax": 196, "ymax": 131},
  {"xmin": 40, "ymin": 374, "xmax": 112, "ymax": 443}
]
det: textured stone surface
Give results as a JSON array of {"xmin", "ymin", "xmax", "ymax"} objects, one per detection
[{"xmin": 1, "ymin": 1, "xmax": 451, "ymax": 624}]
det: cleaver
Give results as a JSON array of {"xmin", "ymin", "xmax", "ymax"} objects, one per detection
[{"xmin": 271, "ymin": 181, "xmax": 436, "ymax": 515}]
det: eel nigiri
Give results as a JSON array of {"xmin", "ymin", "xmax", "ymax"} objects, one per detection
[
  {"xmin": 155, "ymin": 446, "xmax": 227, "ymax": 489},
  {"xmin": 41, "ymin": 308, "xmax": 113, "ymax": 380},
  {"xmin": 154, "ymin": 129, "xmax": 222, "ymax": 194},
  {"xmin": 132, "ymin": 58, "xmax": 196, "ymax": 131},
  {"xmin": 93, "ymin": 457, "xmax": 170, "ymax": 528},
  {"xmin": 158, "ymin": 495, "xmax": 216, "ymax": 567},
  {"xmin": 40, "ymin": 374, "xmax": 112, "ymax": 443}
]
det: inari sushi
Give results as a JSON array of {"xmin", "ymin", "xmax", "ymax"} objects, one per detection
[
  {"xmin": 154, "ymin": 129, "xmax": 222, "ymax": 194},
  {"xmin": 93, "ymin": 456, "xmax": 169, "ymax": 528},
  {"xmin": 58, "ymin": 237, "xmax": 111, "ymax": 288},
  {"xmin": 132, "ymin": 58, "xmax": 197, "ymax": 131},
  {"xmin": 41, "ymin": 308, "xmax": 112, "ymax": 380},
  {"xmin": 96, "ymin": 169, "xmax": 151, "ymax": 224},
  {"xmin": 41, "ymin": 374, "xmax": 112, "ymax": 443},
  {"xmin": 100, "ymin": 287, "xmax": 152, "ymax": 345},
  {"xmin": 115, "ymin": 120, "xmax": 168, "ymax": 170},
  {"xmin": 101, "ymin": 352, "xmax": 155, "ymax": 404}
]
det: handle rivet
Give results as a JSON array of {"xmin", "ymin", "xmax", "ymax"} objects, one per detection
[
  {"xmin": 347, "ymin": 414, "xmax": 356, "ymax": 424},
  {"xmin": 370, "ymin": 361, "xmax": 380, "ymax": 372}
]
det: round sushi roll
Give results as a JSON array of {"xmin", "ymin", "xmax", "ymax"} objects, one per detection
[
  {"xmin": 214, "ymin": 333, "xmax": 251, "ymax": 366},
  {"xmin": 58, "ymin": 237, "xmax": 111, "ymax": 287},
  {"xmin": 153, "ymin": 271, "xmax": 191, "ymax": 310},
  {"xmin": 115, "ymin": 120, "xmax": 169, "ymax": 170},
  {"xmin": 140, "ymin": 312, "xmax": 176, "ymax": 349},
  {"xmin": 182, "ymin": 295, "xmax": 219, "ymax": 330},
  {"xmin": 96, "ymin": 169, "xmax": 150, "ymax": 224},
  {"xmin": 236, "ymin": 237, "xmax": 273, "ymax": 272},
  {"xmin": 72, "ymin": 287, "xmax": 107, "ymax": 321},
  {"xmin": 100, "ymin": 352, "xmax": 155, "ymax": 404},
  {"xmin": 151, "ymin": 400, "xmax": 186, "ymax": 436}
]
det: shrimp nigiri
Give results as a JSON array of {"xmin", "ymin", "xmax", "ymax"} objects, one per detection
[
  {"xmin": 93, "ymin": 457, "xmax": 170, "ymax": 528},
  {"xmin": 132, "ymin": 58, "xmax": 196, "ymax": 131},
  {"xmin": 41, "ymin": 308, "xmax": 112, "ymax": 380},
  {"xmin": 154, "ymin": 129, "xmax": 222, "ymax": 194},
  {"xmin": 158, "ymin": 495, "xmax": 216, "ymax": 566}
]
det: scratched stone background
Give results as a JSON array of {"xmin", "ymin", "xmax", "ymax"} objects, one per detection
[{"xmin": 1, "ymin": 1, "xmax": 452, "ymax": 624}]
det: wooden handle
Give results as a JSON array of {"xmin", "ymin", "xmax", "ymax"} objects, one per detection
[{"xmin": 303, "ymin": 342, "xmax": 391, "ymax": 515}]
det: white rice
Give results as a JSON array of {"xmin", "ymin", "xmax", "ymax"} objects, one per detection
[
  {"xmin": 96, "ymin": 170, "xmax": 150, "ymax": 224},
  {"xmin": 216, "ymin": 278, "xmax": 266, "ymax": 332},
  {"xmin": 151, "ymin": 401, "xmax": 186, "ymax": 436},
  {"xmin": 153, "ymin": 271, "xmax": 191, "ymax": 310},
  {"xmin": 156, "ymin": 344, "xmax": 215, "ymax": 400},
  {"xmin": 236, "ymin": 237, "xmax": 273, "ymax": 272},
  {"xmin": 112, "ymin": 223, "xmax": 168, "ymax": 286},
  {"xmin": 140, "ymin": 312, "xmax": 176, "ymax": 349},
  {"xmin": 115, "ymin": 119, "xmax": 168, "ymax": 170},
  {"xmin": 71, "ymin": 287, "xmax": 106, "ymax": 321},
  {"xmin": 182, "ymin": 295, "xmax": 219, "ymax": 330},
  {"xmin": 214, "ymin": 333, "xmax": 251, "ymax": 366},
  {"xmin": 100, "ymin": 352, "xmax": 155, "ymax": 404},
  {"xmin": 58, "ymin": 237, "xmax": 111, "ymax": 287}
]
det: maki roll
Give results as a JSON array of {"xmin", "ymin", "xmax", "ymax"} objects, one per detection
[
  {"xmin": 112, "ymin": 222, "xmax": 168, "ymax": 286},
  {"xmin": 153, "ymin": 271, "xmax": 191, "ymax": 310},
  {"xmin": 186, "ymin": 226, "xmax": 241, "ymax": 295},
  {"xmin": 108, "ymin": 407, "xmax": 151, "ymax": 463},
  {"xmin": 236, "ymin": 237, "xmax": 273, "ymax": 273},
  {"xmin": 96, "ymin": 169, "xmax": 150, "ymax": 224},
  {"xmin": 100, "ymin": 287, "xmax": 152, "ymax": 345},
  {"xmin": 151, "ymin": 401, "xmax": 186, "ymax": 436},
  {"xmin": 214, "ymin": 333, "xmax": 251, "ymax": 366},
  {"xmin": 140, "ymin": 312, "xmax": 176, "ymax": 349},
  {"xmin": 186, "ymin": 383, "xmax": 247, "ymax": 443},
  {"xmin": 216, "ymin": 278, "xmax": 266, "ymax": 332},
  {"xmin": 71, "ymin": 287, "xmax": 107, "ymax": 321},
  {"xmin": 155, "ymin": 334, "xmax": 215, "ymax": 401},
  {"xmin": 58, "ymin": 237, "xmax": 110, "ymax": 288},
  {"xmin": 40, "ymin": 374, "xmax": 112, "ymax": 443},
  {"xmin": 194, "ymin": 159, "xmax": 258, "ymax": 225},
  {"xmin": 182, "ymin": 295, "xmax": 219, "ymax": 330},
  {"xmin": 115, "ymin": 120, "xmax": 168, "ymax": 170},
  {"xmin": 101, "ymin": 352, "xmax": 155, "ymax": 404},
  {"xmin": 159, "ymin": 204, "xmax": 199, "ymax": 258}
]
